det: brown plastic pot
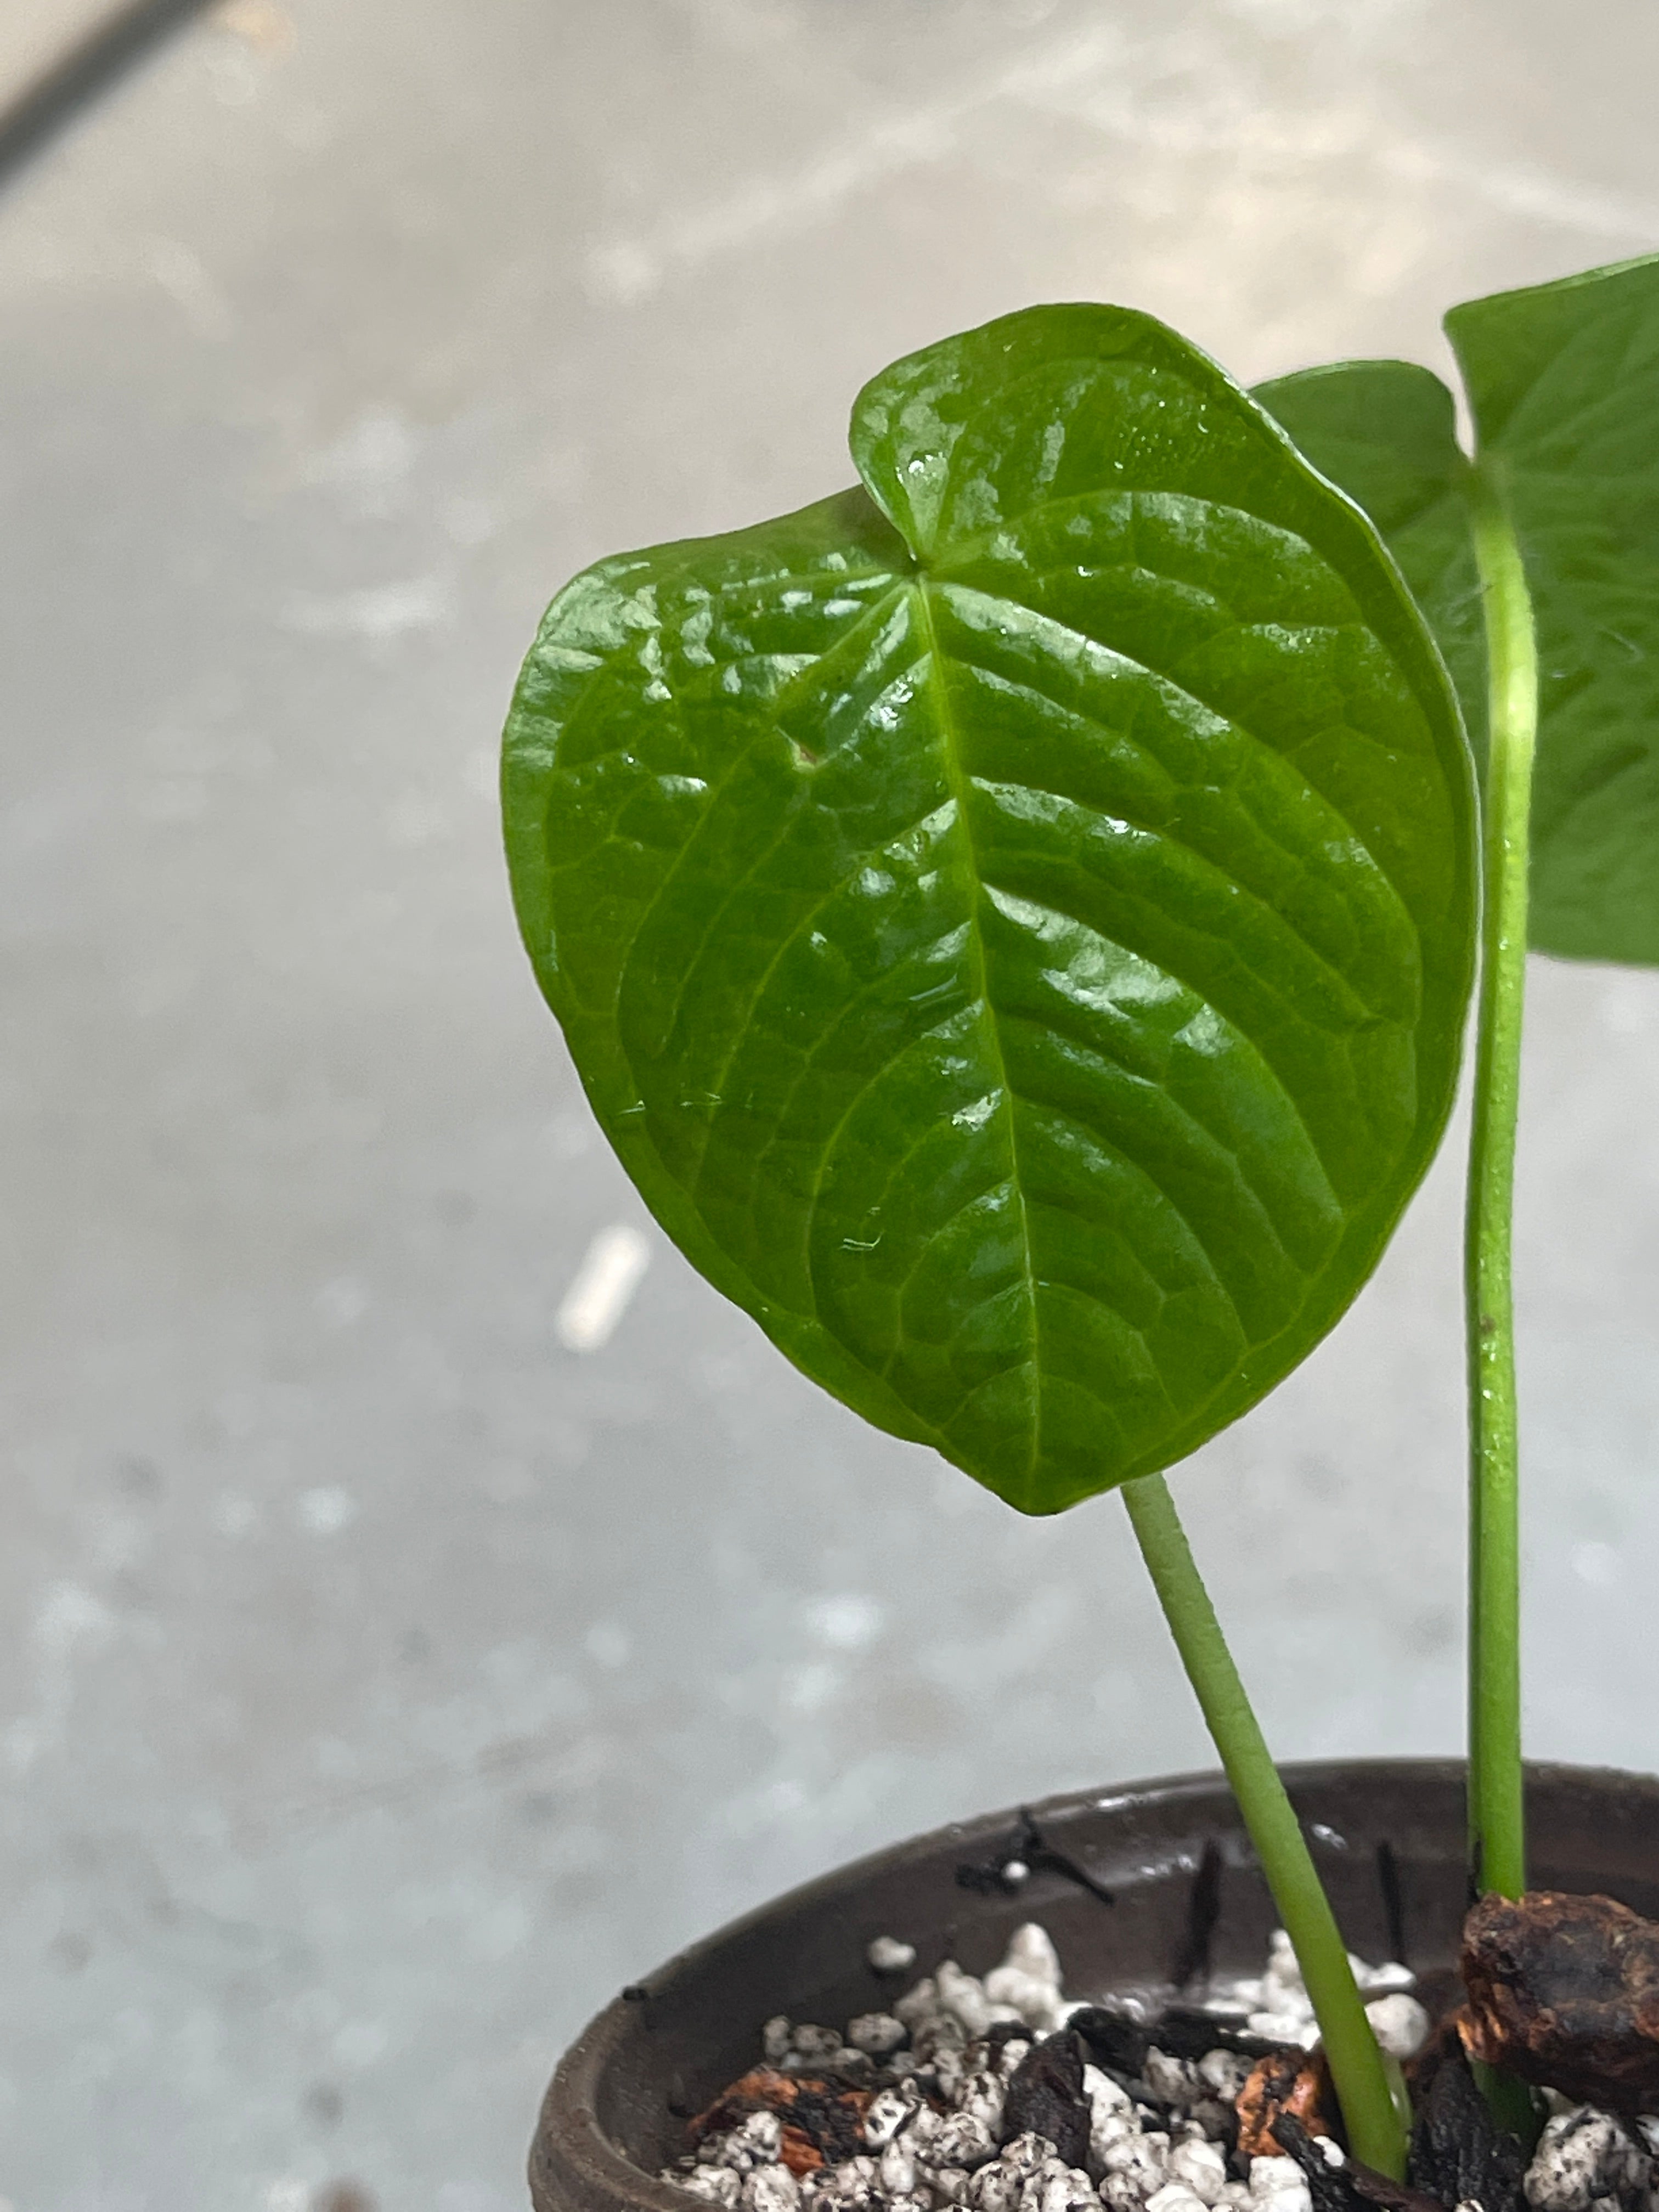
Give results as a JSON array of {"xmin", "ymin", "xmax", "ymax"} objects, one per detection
[{"xmin": 530, "ymin": 1760, "xmax": 1659, "ymax": 2212}]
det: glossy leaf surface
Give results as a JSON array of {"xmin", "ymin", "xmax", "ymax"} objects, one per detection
[
  {"xmin": 1258, "ymin": 252, "xmax": 1659, "ymax": 964},
  {"xmin": 504, "ymin": 305, "xmax": 1476, "ymax": 1511},
  {"xmin": 1252, "ymin": 362, "xmax": 1487, "ymax": 765}
]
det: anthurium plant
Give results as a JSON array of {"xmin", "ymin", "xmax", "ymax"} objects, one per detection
[{"xmin": 501, "ymin": 253, "xmax": 1659, "ymax": 2182}]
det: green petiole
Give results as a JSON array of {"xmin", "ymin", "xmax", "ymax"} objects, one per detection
[
  {"xmin": 1462, "ymin": 465, "xmax": 1539, "ymax": 2140},
  {"xmin": 1123, "ymin": 1472, "xmax": 1409, "ymax": 2181},
  {"xmin": 1464, "ymin": 465, "xmax": 1537, "ymax": 1910}
]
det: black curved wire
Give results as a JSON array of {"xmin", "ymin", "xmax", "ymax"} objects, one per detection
[{"xmin": 0, "ymin": 0, "xmax": 215, "ymax": 188}]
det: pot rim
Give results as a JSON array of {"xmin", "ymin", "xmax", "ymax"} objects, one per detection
[{"xmin": 532, "ymin": 1757, "xmax": 1659, "ymax": 2212}]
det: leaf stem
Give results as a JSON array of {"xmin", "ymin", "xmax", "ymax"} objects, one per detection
[
  {"xmin": 1465, "ymin": 467, "xmax": 1537, "ymax": 1908},
  {"xmin": 1123, "ymin": 1472, "xmax": 1408, "ymax": 2180}
]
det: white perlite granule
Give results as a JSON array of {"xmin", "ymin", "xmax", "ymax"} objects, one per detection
[
  {"xmin": 1524, "ymin": 2108, "xmax": 1653, "ymax": 2212},
  {"xmin": 666, "ymin": 1919, "xmax": 1659, "ymax": 2212},
  {"xmin": 869, "ymin": 1937, "xmax": 918, "ymax": 1976},
  {"xmin": 1202, "ymin": 1928, "xmax": 1424, "ymax": 2058}
]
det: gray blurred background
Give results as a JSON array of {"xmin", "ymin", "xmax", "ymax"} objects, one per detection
[{"xmin": 3, "ymin": 3, "xmax": 1658, "ymax": 2207}]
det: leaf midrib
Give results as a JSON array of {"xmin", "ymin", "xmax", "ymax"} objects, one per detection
[{"xmin": 913, "ymin": 571, "xmax": 1045, "ymax": 1496}]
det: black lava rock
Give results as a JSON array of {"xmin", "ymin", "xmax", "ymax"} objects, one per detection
[
  {"xmin": 1002, "ymin": 2030, "xmax": 1091, "ymax": 2168},
  {"xmin": 1408, "ymin": 2051, "xmax": 1526, "ymax": 2212}
]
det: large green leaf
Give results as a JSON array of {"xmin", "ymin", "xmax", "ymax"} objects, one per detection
[
  {"xmin": 503, "ymin": 305, "xmax": 1476, "ymax": 1513},
  {"xmin": 1257, "ymin": 251, "xmax": 1659, "ymax": 964}
]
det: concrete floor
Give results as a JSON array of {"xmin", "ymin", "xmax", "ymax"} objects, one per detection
[{"xmin": 3, "ymin": 3, "xmax": 1659, "ymax": 2207}]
